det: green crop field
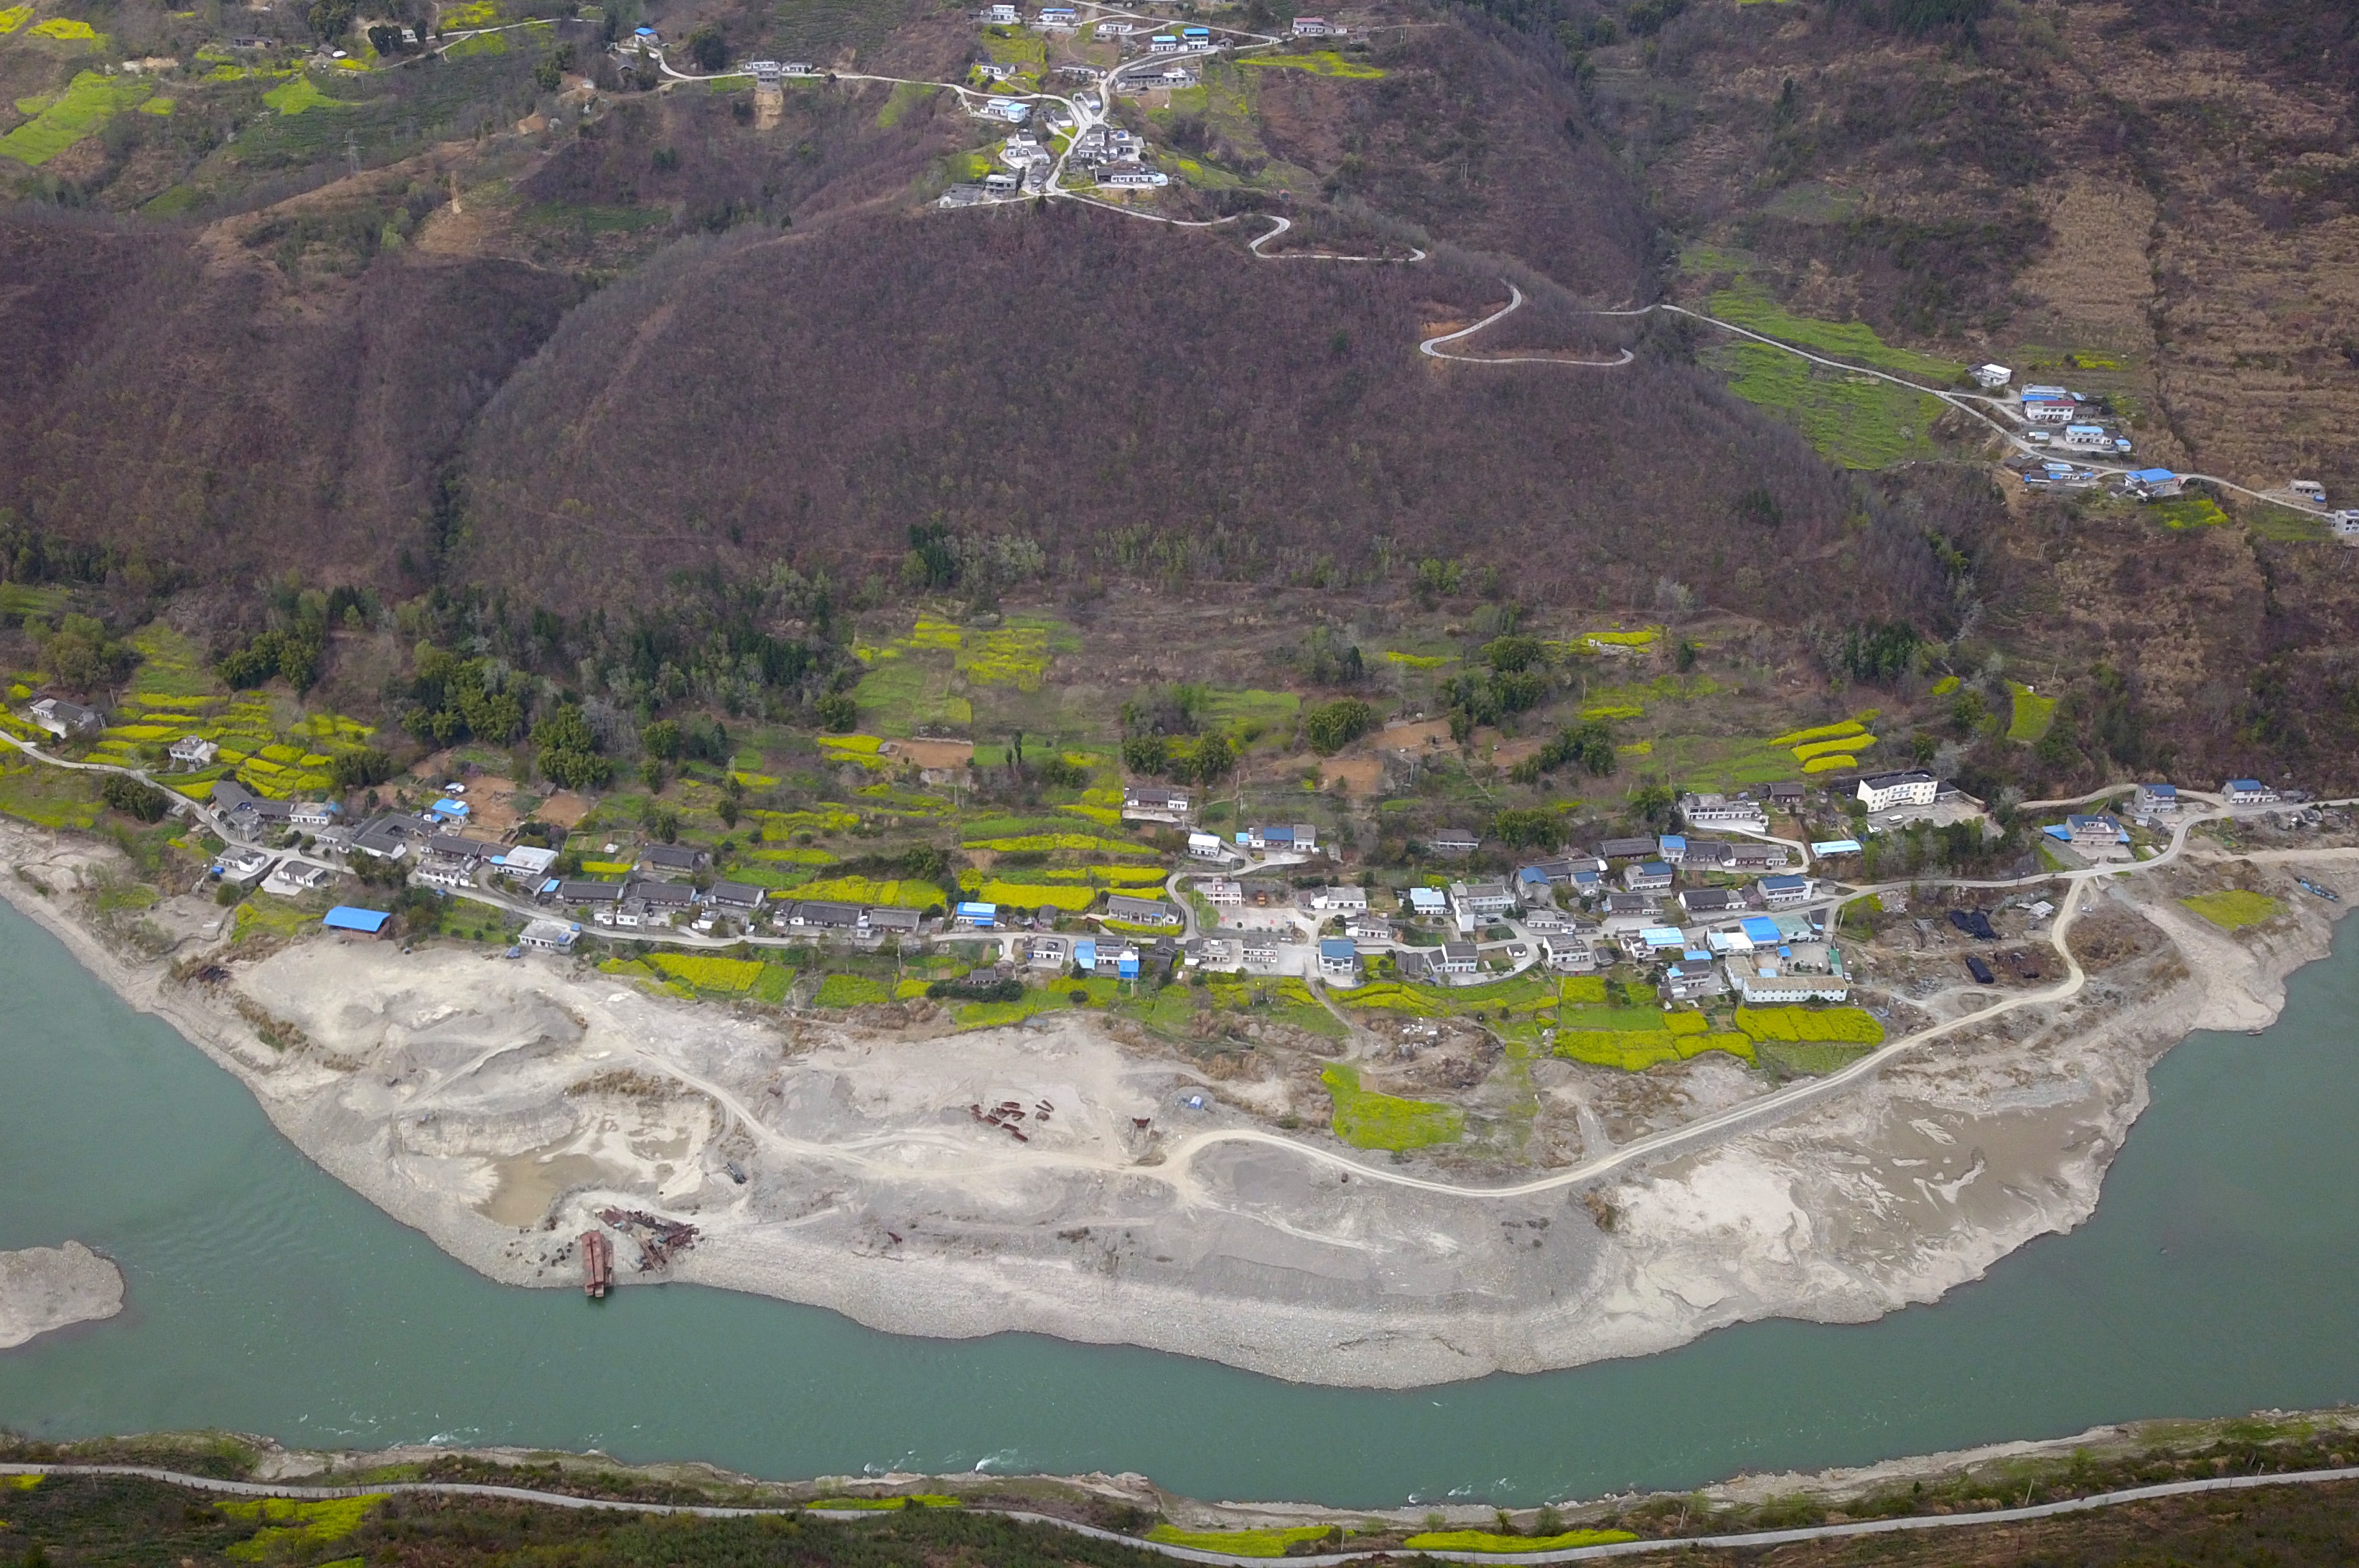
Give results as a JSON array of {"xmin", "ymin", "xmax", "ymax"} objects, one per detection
[
  {"xmin": 813, "ymin": 973, "xmax": 892, "ymax": 1007},
  {"xmin": 1403, "ymin": 1529, "xmax": 1640, "ymax": 1552},
  {"xmin": 2007, "ymin": 682, "xmax": 2057, "ymax": 743},
  {"xmin": 1720, "ymin": 344, "xmax": 1947, "ymax": 470},
  {"xmin": 263, "ymin": 73, "xmax": 348, "ymax": 114},
  {"xmin": 1146, "ymin": 1526, "xmax": 1335, "ymax": 1556},
  {"xmin": 1734, "ymin": 1004, "xmax": 1884, "ymax": 1044},
  {"xmin": 1236, "ymin": 49, "xmax": 1385, "ymax": 78},
  {"xmin": 1321, "ymin": 1064, "xmax": 1462, "ymax": 1150},
  {"xmin": 2181, "ymin": 890, "xmax": 2280, "ymax": 931},
  {"xmin": 1755, "ymin": 1040, "xmax": 1876, "ymax": 1075},
  {"xmin": 0, "ymin": 70, "xmax": 153, "ymax": 164},
  {"xmin": 1706, "ymin": 283, "xmax": 1966, "ymax": 381}
]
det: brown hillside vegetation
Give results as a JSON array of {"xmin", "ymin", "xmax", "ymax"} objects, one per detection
[{"xmin": 453, "ymin": 202, "xmax": 1912, "ymax": 616}]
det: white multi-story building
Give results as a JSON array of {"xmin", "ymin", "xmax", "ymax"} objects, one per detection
[{"xmin": 1856, "ymin": 770, "xmax": 1938, "ymax": 812}]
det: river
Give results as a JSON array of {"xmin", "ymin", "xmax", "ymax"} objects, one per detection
[{"xmin": 2, "ymin": 897, "xmax": 2357, "ymax": 1506}]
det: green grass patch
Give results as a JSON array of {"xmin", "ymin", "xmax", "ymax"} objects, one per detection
[
  {"xmin": 1706, "ymin": 282, "xmax": 1964, "ymax": 381},
  {"xmin": 263, "ymin": 73, "xmax": 347, "ymax": 113},
  {"xmin": 525, "ymin": 200, "xmax": 668, "ymax": 232},
  {"xmin": 441, "ymin": 26, "xmax": 510, "ymax": 54},
  {"xmin": 0, "ymin": 70, "xmax": 153, "ymax": 164},
  {"xmin": 1237, "ymin": 48, "xmax": 1384, "ymax": 78},
  {"xmin": 1403, "ymin": 1529, "xmax": 1640, "ymax": 1553},
  {"xmin": 1146, "ymin": 1526, "xmax": 1334, "ymax": 1556},
  {"xmin": 2181, "ymin": 890, "xmax": 2281, "ymax": 931},
  {"xmin": 0, "ymin": 583, "xmax": 68, "ymax": 618},
  {"xmin": 1320, "ymin": 1063, "xmax": 1462, "ymax": 1151},
  {"xmin": 0, "ymin": 760, "xmax": 101, "ymax": 829},
  {"xmin": 813, "ymin": 973, "xmax": 892, "ymax": 1007},
  {"xmin": 2006, "ymin": 681, "xmax": 2057, "ymax": 744},
  {"xmin": 876, "ymin": 78, "xmax": 933, "ymax": 126},
  {"xmin": 1755, "ymin": 1040, "xmax": 1875, "ymax": 1075},
  {"xmin": 1721, "ymin": 343, "xmax": 1946, "ymax": 470}
]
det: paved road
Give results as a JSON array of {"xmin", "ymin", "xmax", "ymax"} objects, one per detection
[
  {"xmin": 11, "ymin": 1461, "xmax": 2359, "ymax": 1567},
  {"xmin": 1418, "ymin": 283, "xmax": 1634, "ymax": 367}
]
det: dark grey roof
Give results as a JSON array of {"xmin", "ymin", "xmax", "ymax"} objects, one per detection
[
  {"xmin": 709, "ymin": 880, "xmax": 765, "ymax": 907},
  {"xmin": 641, "ymin": 844, "xmax": 711, "ymax": 869},
  {"xmin": 1600, "ymin": 836, "xmax": 1656, "ymax": 859},
  {"xmin": 628, "ymin": 879, "xmax": 697, "ymax": 907},
  {"xmin": 793, "ymin": 900, "xmax": 861, "ymax": 926},
  {"xmin": 559, "ymin": 878, "xmax": 625, "ymax": 902},
  {"xmin": 428, "ymin": 834, "xmax": 500, "ymax": 859},
  {"xmin": 865, "ymin": 907, "xmax": 922, "ymax": 929}
]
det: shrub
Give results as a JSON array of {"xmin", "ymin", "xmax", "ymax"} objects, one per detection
[
  {"xmin": 1303, "ymin": 697, "xmax": 1378, "ymax": 755},
  {"xmin": 328, "ymin": 747, "xmax": 396, "ymax": 790},
  {"xmin": 928, "ymin": 976, "xmax": 1024, "ymax": 1003},
  {"xmin": 100, "ymin": 774, "xmax": 169, "ymax": 821},
  {"xmin": 815, "ymin": 692, "xmax": 858, "ymax": 732}
]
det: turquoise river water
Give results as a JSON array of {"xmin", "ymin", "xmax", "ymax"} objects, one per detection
[{"xmin": 2, "ymin": 897, "xmax": 2357, "ymax": 1506}]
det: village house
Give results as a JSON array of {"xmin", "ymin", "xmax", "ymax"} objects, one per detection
[
  {"xmin": 1733, "ymin": 966, "xmax": 1851, "ymax": 1004},
  {"xmin": 791, "ymin": 900, "xmax": 863, "ymax": 933},
  {"xmin": 1856, "ymin": 770, "xmax": 1938, "ymax": 812},
  {"xmin": 1678, "ymin": 887, "xmax": 1742, "ymax": 918},
  {"xmin": 213, "ymin": 847, "xmax": 274, "ymax": 886},
  {"xmin": 1539, "ymin": 933, "xmax": 1596, "ymax": 973},
  {"xmin": 1708, "ymin": 839, "xmax": 1788, "ymax": 873},
  {"xmin": 28, "ymin": 697, "xmax": 102, "ymax": 739},
  {"xmin": 1450, "ymin": 881, "xmax": 1516, "ymax": 922},
  {"xmin": 1664, "ymin": 958, "xmax": 1724, "ymax": 1002},
  {"xmin": 1122, "ymin": 785, "xmax": 1191, "ymax": 823},
  {"xmin": 980, "ymin": 2, "xmax": 1017, "ymax": 19},
  {"xmin": 1188, "ymin": 831, "xmax": 1227, "ymax": 860},
  {"xmin": 1246, "ymin": 823, "xmax": 1319, "ymax": 852},
  {"xmin": 518, "ymin": 919, "xmax": 580, "ymax": 952},
  {"xmin": 212, "ymin": 779, "xmax": 293, "ymax": 831},
  {"xmin": 558, "ymin": 878, "xmax": 625, "ymax": 909},
  {"xmin": 1603, "ymin": 890, "xmax": 1655, "ymax": 922},
  {"xmin": 1768, "ymin": 780, "xmax": 1808, "ymax": 812},
  {"xmin": 1317, "ymin": 937, "xmax": 1360, "ymax": 980},
  {"xmin": 1345, "ymin": 911, "xmax": 1395, "ymax": 943},
  {"xmin": 2134, "ymin": 782, "xmax": 2179, "ymax": 815},
  {"xmin": 1188, "ymin": 935, "xmax": 1238, "ymax": 970},
  {"xmin": 953, "ymin": 900, "xmax": 998, "ymax": 929},
  {"xmin": 1241, "ymin": 934, "xmax": 1281, "ymax": 969},
  {"xmin": 1435, "ymin": 941, "xmax": 1480, "ymax": 977},
  {"xmin": 413, "ymin": 853, "xmax": 475, "ymax": 890},
  {"xmin": 1202, "ymin": 877, "xmax": 1243, "ymax": 905},
  {"xmin": 1106, "ymin": 892, "xmax": 1182, "ymax": 927},
  {"xmin": 289, "ymin": 801, "xmax": 340, "ymax": 829},
  {"xmin": 1427, "ymin": 827, "xmax": 1481, "ymax": 856},
  {"xmin": 1521, "ymin": 906, "xmax": 1570, "ymax": 934},
  {"xmin": 1624, "ymin": 861, "xmax": 1674, "ymax": 893},
  {"xmin": 864, "ymin": 907, "xmax": 923, "ymax": 938},
  {"xmin": 1407, "ymin": 886, "xmax": 1448, "ymax": 916},
  {"xmin": 1971, "ymin": 363, "xmax": 2012, "ymax": 389},
  {"xmin": 1027, "ymin": 934, "xmax": 1070, "ymax": 969},
  {"xmin": 1599, "ymin": 836, "xmax": 1655, "ymax": 861},
  {"xmin": 169, "ymin": 735, "xmax": 219, "ymax": 767},
  {"xmin": 1304, "ymin": 885, "xmax": 1370, "ymax": 913},
  {"xmin": 1655, "ymin": 834, "xmax": 1687, "ymax": 866},
  {"xmin": 708, "ymin": 881, "xmax": 765, "ymax": 918},
  {"xmin": 1752, "ymin": 874, "xmax": 1814, "ymax": 907},
  {"xmin": 1681, "ymin": 793, "xmax": 1767, "ymax": 831},
  {"xmin": 2223, "ymin": 778, "xmax": 2279, "ymax": 806},
  {"xmin": 1291, "ymin": 14, "xmax": 1340, "ymax": 33},
  {"xmin": 2066, "ymin": 814, "xmax": 2126, "ymax": 849},
  {"xmin": 1146, "ymin": 32, "xmax": 1181, "ymax": 50},
  {"xmin": 639, "ymin": 843, "xmax": 712, "ymax": 878},
  {"xmin": 627, "ymin": 880, "xmax": 698, "ymax": 924}
]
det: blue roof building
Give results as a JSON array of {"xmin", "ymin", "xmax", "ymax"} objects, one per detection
[
  {"xmin": 1739, "ymin": 915, "xmax": 1783, "ymax": 946},
  {"xmin": 323, "ymin": 906, "xmax": 391, "ymax": 934},
  {"xmin": 955, "ymin": 901, "xmax": 998, "ymax": 928}
]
